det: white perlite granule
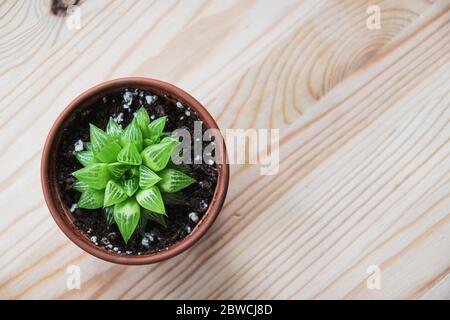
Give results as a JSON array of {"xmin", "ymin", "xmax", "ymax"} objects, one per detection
[
  {"xmin": 144, "ymin": 233, "xmax": 154, "ymax": 242},
  {"xmin": 74, "ymin": 139, "xmax": 83, "ymax": 152},
  {"xmin": 70, "ymin": 203, "xmax": 77, "ymax": 213},
  {"xmin": 114, "ymin": 112, "xmax": 124, "ymax": 123},
  {"xmin": 141, "ymin": 233, "xmax": 154, "ymax": 248},
  {"xmin": 199, "ymin": 200, "xmax": 208, "ymax": 212},
  {"xmin": 176, "ymin": 101, "xmax": 184, "ymax": 109},
  {"xmin": 141, "ymin": 237, "xmax": 149, "ymax": 247},
  {"xmin": 189, "ymin": 212, "xmax": 199, "ymax": 223},
  {"xmin": 145, "ymin": 95, "xmax": 158, "ymax": 104},
  {"xmin": 123, "ymin": 91, "xmax": 133, "ymax": 105}
]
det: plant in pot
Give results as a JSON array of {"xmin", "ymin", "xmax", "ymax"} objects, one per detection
[{"xmin": 41, "ymin": 78, "xmax": 229, "ymax": 264}]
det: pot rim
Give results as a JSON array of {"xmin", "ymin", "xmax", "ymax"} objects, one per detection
[{"xmin": 41, "ymin": 77, "xmax": 229, "ymax": 265}]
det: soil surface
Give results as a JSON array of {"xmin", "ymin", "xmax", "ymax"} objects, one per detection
[{"xmin": 56, "ymin": 87, "xmax": 218, "ymax": 255}]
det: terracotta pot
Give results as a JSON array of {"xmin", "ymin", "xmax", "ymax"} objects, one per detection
[{"xmin": 41, "ymin": 78, "xmax": 229, "ymax": 265}]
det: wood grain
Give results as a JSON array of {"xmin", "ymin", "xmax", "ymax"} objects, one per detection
[{"xmin": 0, "ymin": 0, "xmax": 448, "ymax": 299}]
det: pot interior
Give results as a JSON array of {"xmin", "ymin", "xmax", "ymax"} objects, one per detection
[{"xmin": 43, "ymin": 78, "xmax": 228, "ymax": 264}]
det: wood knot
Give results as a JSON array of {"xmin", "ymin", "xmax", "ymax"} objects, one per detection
[{"xmin": 51, "ymin": 0, "xmax": 82, "ymax": 16}]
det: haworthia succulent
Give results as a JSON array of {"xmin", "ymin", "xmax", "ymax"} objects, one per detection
[
  {"xmin": 72, "ymin": 163, "xmax": 110, "ymax": 190},
  {"xmin": 72, "ymin": 180, "xmax": 89, "ymax": 193},
  {"xmin": 104, "ymin": 206, "xmax": 115, "ymax": 226},
  {"xmin": 71, "ymin": 108, "xmax": 196, "ymax": 243},
  {"xmin": 114, "ymin": 198, "xmax": 141, "ymax": 243},
  {"xmin": 77, "ymin": 189, "xmax": 105, "ymax": 209},
  {"xmin": 104, "ymin": 180, "xmax": 128, "ymax": 207},
  {"xmin": 139, "ymin": 165, "xmax": 161, "ymax": 189},
  {"xmin": 142, "ymin": 208, "xmax": 167, "ymax": 227},
  {"xmin": 157, "ymin": 168, "xmax": 196, "ymax": 193},
  {"xmin": 75, "ymin": 150, "xmax": 97, "ymax": 167},
  {"xmin": 136, "ymin": 186, "xmax": 165, "ymax": 215},
  {"xmin": 135, "ymin": 107, "xmax": 151, "ymax": 138},
  {"xmin": 106, "ymin": 117, "xmax": 123, "ymax": 139},
  {"xmin": 107, "ymin": 162, "xmax": 129, "ymax": 180},
  {"xmin": 141, "ymin": 138, "xmax": 180, "ymax": 172},
  {"xmin": 90, "ymin": 124, "xmax": 121, "ymax": 163},
  {"xmin": 121, "ymin": 118, "xmax": 143, "ymax": 151},
  {"xmin": 123, "ymin": 177, "xmax": 139, "ymax": 197},
  {"xmin": 146, "ymin": 116, "xmax": 167, "ymax": 145},
  {"xmin": 161, "ymin": 191, "xmax": 188, "ymax": 206},
  {"xmin": 117, "ymin": 142, "xmax": 142, "ymax": 165}
]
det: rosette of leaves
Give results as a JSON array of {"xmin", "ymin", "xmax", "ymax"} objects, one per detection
[{"xmin": 71, "ymin": 107, "xmax": 196, "ymax": 243}]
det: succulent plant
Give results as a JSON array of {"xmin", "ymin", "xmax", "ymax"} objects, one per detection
[{"xmin": 71, "ymin": 107, "xmax": 196, "ymax": 243}]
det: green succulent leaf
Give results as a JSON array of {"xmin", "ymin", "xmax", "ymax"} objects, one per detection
[
  {"xmin": 166, "ymin": 161, "xmax": 191, "ymax": 174},
  {"xmin": 113, "ymin": 198, "xmax": 141, "ymax": 243},
  {"xmin": 142, "ymin": 208, "xmax": 167, "ymax": 227},
  {"xmin": 72, "ymin": 163, "xmax": 110, "ymax": 190},
  {"xmin": 75, "ymin": 150, "xmax": 97, "ymax": 167},
  {"xmin": 90, "ymin": 124, "xmax": 121, "ymax": 163},
  {"xmin": 135, "ymin": 107, "xmax": 150, "ymax": 137},
  {"xmin": 161, "ymin": 191, "xmax": 187, "ymax": 205},
  {"xmin": 104, "ymin": 180, "xmax": 128, "ymax": 207},
  {"xmin": 160, "ymin": 136, "xmax": 179, "ymax": 144},
  {"xmin": 123, "ymin": 177, "xmax": 139, "ymax": 197},
  {"xmin": 139, "ymin": 165, "xmax": 161, "ymax": 189},
  {"xmin": 121, "ymin": 118, "xmax": 143, "ymax": 151},
  {"xmin": 106, "ymin": 117, "xmax": 123, "ymax": 139},
  {"xmin": 104, "ymin": 206, "xmax": 115, "ymax": 225},
  {"xmin": 143, "ymin": 138, "xmax": 155, "ymax": 148},
  {"xmin": 84, "ymin": 142, "xmax": 92, "ymax": 150},
  {"xmin": 138, "ymin": 213, "xmax": 149, "ymax": 235},
  {"xmin": 72, "ymin": 180, "xmax": 89, "ymax": 193},
  {"xmin": 117, "ymin": 142, "xmax": 142, "ymax": 165},
  {"xmin": 146, "ymin": 116, "xmax": 167, "ymax": 144},
  {"xmin": 141, "ymin": 139, "xmax": 180, "ymax": 172},
  {"xmin": 157, "ymin": 168, "xmax": 196, "ymax": 193},
  {"xmin": 130, "ymin": 166, "xmax": 140, "ymax": 177},
  {"xmin": 107, "ymin": 162, "xmax": 129, "ymax": 179},
  {"xmin": 71, "ymin": 113, "xmax": 197, "ymax": 243},
  {"xmin": 160, "ymin": 132, "xmax": 171, "ymax": 140},
  {"xmin": 136, "ymin": 186, "xmax": 165, "ymax": 214},
  {"xmin": 77, "ymin": 189, "xmax": 105, "ymax": 209}
]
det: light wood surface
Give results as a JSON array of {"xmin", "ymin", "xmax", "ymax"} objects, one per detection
[{"xmin": 0, "ymin": 0, "xmax": 449, "ymax": 299}]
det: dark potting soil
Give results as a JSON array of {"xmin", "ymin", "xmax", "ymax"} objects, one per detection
[{"xmin": 56, "ymin": 87, "xmax": 218, "ymax": 255}]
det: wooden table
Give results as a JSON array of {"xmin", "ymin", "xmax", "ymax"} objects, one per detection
[{"xmin": 0, "ymin": 0, "xmax": 449, "ymax": 299}]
